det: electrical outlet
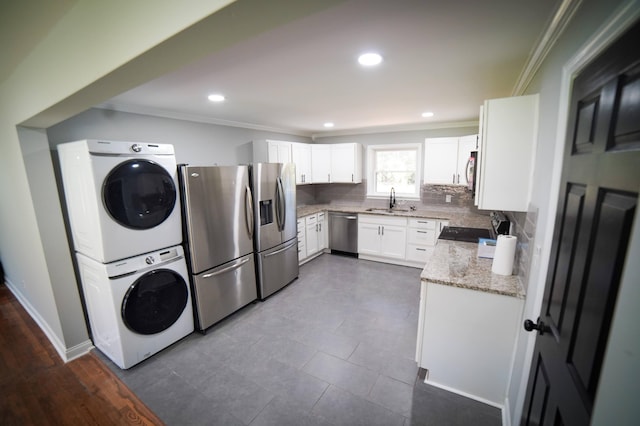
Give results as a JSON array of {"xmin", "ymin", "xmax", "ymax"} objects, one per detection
[{"xmin": 445, "ymin": 194, "xmax": 452, "ymax": 203}]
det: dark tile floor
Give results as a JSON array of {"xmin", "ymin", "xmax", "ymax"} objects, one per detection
[{"xmin": 98, "ymin": 254, "xmax": 502, "ymax": 426}]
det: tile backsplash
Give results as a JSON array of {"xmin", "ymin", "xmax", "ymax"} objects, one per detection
[
  {"xmin": 504, "ymin": 204, "xmax": 538, "ymax": 293},
  {"xmin": 298, "ymin": 181, "xmax": 477, "ymax": 210}
]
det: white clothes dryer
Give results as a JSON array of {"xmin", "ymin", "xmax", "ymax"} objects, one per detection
[
  {"xmin": 76, "ymin": 245, "xmax": 194, "ymax": 369},
  {"xmin": 58, "ymin": 139, "xmax": 182, "ymax": 263}
]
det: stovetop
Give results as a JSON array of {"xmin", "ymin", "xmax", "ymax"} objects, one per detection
[{"xmin": 438, "ymin": 226, "xmax": 493, "ymax": 243}]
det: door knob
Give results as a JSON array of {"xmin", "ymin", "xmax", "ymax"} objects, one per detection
[{"xmin": 524, "ymin": 317, "xmax": 549, "ymax": 335}]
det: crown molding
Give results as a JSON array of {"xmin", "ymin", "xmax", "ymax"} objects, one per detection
[
  {"xmin": 512, "ymin": 0, "xmax": 583, "ymax": 95},
  {"xmin": 96, "ymin": 103, "xmax": 478, "ymax": 140},
  {"xmin": 94, "ymin": 103, "xmax": 314, "ymax": 137},
  {"xmin": 311, "ymin": 120, "xmax": 479, "ymax": 140}
]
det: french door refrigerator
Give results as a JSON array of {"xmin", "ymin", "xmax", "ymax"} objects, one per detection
[
  {"xmin": 251, "ymin": 163, "xmax": 299, "ymax": 299},
  {"xmin": 178, "ymin": 165, "xmax": 257, "ymax": 332}
]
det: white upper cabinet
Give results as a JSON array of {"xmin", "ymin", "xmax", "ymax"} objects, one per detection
[
  {"xmin": 311, "ymin": 145, "xmax": 331, "ymax": 183},
  {"xmin": 291, "ymin": 142, "xmax": 312, "ymax": 185},
  {"xmin": 424, "ymin": 137, "xmax": 459, "ymax": 184},
  {"xmin": 330, "ymin": 143, "xmax": 363, "ymax": 183},
  {"xmin": 267, "ymin": 140, "xmax": 292, "ymax": 163},
  {"xmin": 424, "ymin": 135, "xmax": 477, "ymax": 185},
  {"xmin": 475, "ymin": 94, "xmax": 539, "ymax": 212}
]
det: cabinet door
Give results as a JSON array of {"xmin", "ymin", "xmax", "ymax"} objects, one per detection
[
  {"xmin": 456, "ymin": 135, "xmax": 477, "ymax": 186},
  {"xmin": 311, "ymin": 145, "xmax": 331, "ymax": 183},
  {"xmin": 317, "ymin": 212, "xmax": 326, "ymax": 250},
  {"xmin": 291, "ymin": 143, "xmax": 311, "ymax": 184},
  {"xmin": 330, "ymin": 143, "xmax": 358, "ymax": 183},
  {"xmin": 267, "ymin": 140, "xmax": 292, "ymax": 163},
  {"xmin": 358, "ymin": 222, "xmax": 381, "ymax": 256},
  {"xmin": 424, "ymin": 137, "xmax": 458, "ymax": 184},
  {"xmin": 476, "ymin": 95, "xmax": 538, "ymax": 211},
  {"xmin": 379, "ymin": 225, "xmax": 406, "ymax": 259},
  {"xmin": 305, "ymin": 214, "xmax": 319, "ymax": 256}
]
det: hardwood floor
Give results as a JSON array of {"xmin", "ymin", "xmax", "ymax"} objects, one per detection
[{"xmin": 0, "ymin": 284, "xmax": 163, "ymax": 425}]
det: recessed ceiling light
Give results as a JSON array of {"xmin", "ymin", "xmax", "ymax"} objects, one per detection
[
  {"xmin": 358, "ymin": 53, "xmax": 383, "ymax": 66},
  {"xmin": 324, "ymin": 122, "xmax": 335, "ymax": 128},
  {"xmin": 422, "ymin": 112, "xmax": 435, "ymax": 118},
  {"xmin": 208, "ymin": 94, "xmax": 225, "ymax": 102}
]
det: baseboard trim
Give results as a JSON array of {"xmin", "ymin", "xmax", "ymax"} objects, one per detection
[
  {"xmin": 424, "ymin": 378, "xmax": 505, "ymax": 410},
  {"xmin": 4, "ymin": 279, "xmax": 93, "ymax": 363}
]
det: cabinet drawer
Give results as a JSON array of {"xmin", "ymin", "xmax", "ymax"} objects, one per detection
[
  {"xmin": 407, "ymin": 228, "xmax": 436, "ymax": 245},
  {"xmin": 406, "ymin": 244, "xmax": 433, "ymax": 263},
  {"xmin": 305, "ymin": 214, "xmax": 317, "ymax": 226},
  {"xmin": 408, "ymin": 218, "xmax": 437, "ymax": 230}
]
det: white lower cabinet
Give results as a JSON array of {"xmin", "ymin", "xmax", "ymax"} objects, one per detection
[
  {"xmin": 359, "ymin": 214, "xmax": 448, "ymax": 267},
  {"xmin": 358, "ymin": 215, "xmax": 407, "ymax": 261},
  {"xmin": 417, "ymin": 281, "xmax": 524, "ymax": 405},
  {"xmin": 299, "ymin": 212, "xmax": 327, "ymax": 264}
]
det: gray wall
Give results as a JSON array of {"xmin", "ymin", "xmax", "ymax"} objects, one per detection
[
  {"xmin": 506, "ymin": 0, "xmax": 638, "ymax": 423},
  {"xmin": 47, "ymin": 108, "xmax": 312, "ymax": 165}
]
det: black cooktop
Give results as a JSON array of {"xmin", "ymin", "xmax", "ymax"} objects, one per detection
[{"xmin": 438, "ymin": 226, "xmax": 492, "ymax": 243}]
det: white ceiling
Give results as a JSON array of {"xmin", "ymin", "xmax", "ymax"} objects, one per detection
[{"xmin": 97, "ymin": 0, "xmax": 561, "ymax": 137}]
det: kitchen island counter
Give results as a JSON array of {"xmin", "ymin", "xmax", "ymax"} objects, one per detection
[{"xmin": 421, "ymin": 239, "xmax": 525, "ymax": 299}]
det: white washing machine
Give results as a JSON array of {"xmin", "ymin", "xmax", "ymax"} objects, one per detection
[
  {"xmin": 76, "ymin": 245, "xmax": 194, "ymax": 369},
  {"xmin": 58, "ymin": 139, "xmax": 182, "ymax": 263}
]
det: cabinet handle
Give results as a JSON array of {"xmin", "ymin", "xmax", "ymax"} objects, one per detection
[
  {"xmin": 417, "ymin": 230, "xmax": 427, "ymax": 234},
  {"xmin": 381, "ymin": 226, "xmax": 384, "ymax": 236},
  {"xmin": 416, "ymin": 248, "xmax": 426, "ymax": 252},
  {"xmin": 352, "ymin": 173, "xmax": 354, "ymax": 182},
  {"xmin": 328, "ymin": 174, "xmax": 330, "ymax": 182},
  {"xmin": 452, "ymin": 173, "xmax": 455, "ymax": 184},
  {"xmin": 457, "ymin": 173, "xmax": 460, "ymax": 184}
]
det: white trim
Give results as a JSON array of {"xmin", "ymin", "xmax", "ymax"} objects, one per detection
[
  {"xmin": 312, "ymin": 120, "xmax": 479, "ymax": 140},
  {"xmin": 424, "ymin": 378, "xmax": 505, "ymax": 409},
  {"xmin": 95, "ymin": 104, "xmax": 313, "ymax": 137},
  {"xmin": 512, "ymin": 0, "xmax": 583, "ymax": 95},
  {"xmin": 4, "ymin": 278, "xmax": 93, "ymax": 363},
  {"xmin": 502, "ymin": 397, "xmax": 512, "ymax": 426},
  {"xmin": 512, "ymin": 2, "xmax": 640, "ymax": 424}
]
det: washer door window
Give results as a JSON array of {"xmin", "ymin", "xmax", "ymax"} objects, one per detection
[
  {"xmin": 103, "ymin": 159, "xmax": 177, "ymax": 230},
  {"xmin": 122, "ymin": 269, "xmax": 188, "ymax": 335}
]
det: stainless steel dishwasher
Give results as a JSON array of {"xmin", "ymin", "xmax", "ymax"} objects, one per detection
[{"xmin": 329, "ymin": 212, "xmax": 358, "ymax": 256}]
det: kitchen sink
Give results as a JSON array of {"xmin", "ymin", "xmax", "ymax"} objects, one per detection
[{"xmin": 365, "ymin": 208, "xmax": 410, "ymax": 213}]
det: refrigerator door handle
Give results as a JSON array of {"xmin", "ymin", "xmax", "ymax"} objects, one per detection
[
  {"xmin": 264, "ymin": 240, "xmax": 297, "ymax": 258},
  {"xmin": 245, "ymin": 185, "xmax": 254, "ymax": 239},
  {"xmin": 201, "ymin": 257, "xmax": 250, "ymax": 278},
  {"xmin": 275, "ymin": 177, "xmax": 286, "ymax": 231}
]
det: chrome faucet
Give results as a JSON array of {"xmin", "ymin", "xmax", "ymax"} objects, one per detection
[{"xmin": 389, "ymin": 187, "xmax": 396, "ymax": 209}]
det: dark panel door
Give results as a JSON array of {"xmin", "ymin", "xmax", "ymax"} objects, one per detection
[{"xmin": 522, "ymin": 20, "xmax": 640, "ymax": 426}]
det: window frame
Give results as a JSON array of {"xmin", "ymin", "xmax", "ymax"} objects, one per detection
[{"xmin": 366, "ymin": 143, "xmax": 423, "ymax": 199}]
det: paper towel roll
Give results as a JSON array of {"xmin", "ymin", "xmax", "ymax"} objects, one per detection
[{"xmin": 491, "ymin": 235, "xmax": 517, "ymax": 275}]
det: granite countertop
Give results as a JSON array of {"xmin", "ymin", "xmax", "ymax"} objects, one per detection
[
  {"xmin": 296, "ymin": 204, "xmax": 491, "ymax": 227},
  {"xmin": 420, "ymin": 239, "xmax": 525, "ymax": 299}
]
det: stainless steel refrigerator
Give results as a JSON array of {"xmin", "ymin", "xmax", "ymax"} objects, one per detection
[
  {"xmin": 251, "ymin": 163, "xmax": 299, "ymax": 299},
  {"xmin": 178, "ymin": 165, "xmax": 258, "ymax": 332}
]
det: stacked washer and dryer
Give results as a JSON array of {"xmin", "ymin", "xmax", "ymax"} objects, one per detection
[{"xmin": 58, "ymin": 140, "xmax": 193, "ymax": 369}]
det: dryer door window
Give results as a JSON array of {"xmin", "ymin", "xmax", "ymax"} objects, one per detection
[
  {"xmin": 103, "ymin": 159, "xmax": 177, "ymax": 229},
  {"xmin": 122, "ymin": 269, "xmax": 188, "ymax": 335}
]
